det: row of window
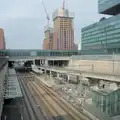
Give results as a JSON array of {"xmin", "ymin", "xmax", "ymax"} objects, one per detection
[
  {"xmin": 82, "ymin": 16, "xmax": 120, "ymax": 35},
  {"xmin": 82, "ymin": 26, "xmax": 120, "ymax": 38},
  {"xmin": 82, "ymin": 32, "xmax": 120, "ymax": 43}
]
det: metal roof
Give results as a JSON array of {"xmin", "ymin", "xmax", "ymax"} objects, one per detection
[
  {"xmin": 0, "ymin": 58, "xmax": 8, "ymax": 70},
  {"xmin": 4, "ymin": 69, "xmax": 22, "ymax": 99},
  {"xmin": 92, "ymin": 89, "xmax": 114, "ymax": 96},
  {"xmin": 84, "ymin": 103, "xmax": 113, "ymax": 120}
]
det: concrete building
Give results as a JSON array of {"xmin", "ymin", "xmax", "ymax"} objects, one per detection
[
  {"xmin": 0, "ymin": 28, "xmax": 6, "ymax": 49},
  {"xmin": 43, "ymin": 26, "xmax": 53, "ymax": 50},
  {"xmin": 52, "ymin": 8, "xmax": 74, "ymax": 50},
  {"xmin": 0, "ymin": 58, "xmax": 8, "ymax": 118},
  {"xmin": 81, "ymin": 0, "xmax": 120, "ymax": 55}
]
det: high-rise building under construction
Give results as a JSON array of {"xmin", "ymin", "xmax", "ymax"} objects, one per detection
[
  {"xmin": 43, "ymin": 0, "xmax": 75, "ymax": 50},
  {"xmin": 52, "ymin": 8, "xmax": 74, "ymax": 50},
  {"xmin": 43, "ymin": 26, "xmax": 53, "ymax": 50},
  {"xmin": 0, "ymin": 28, "xmax": 6, "ymax": 49}
]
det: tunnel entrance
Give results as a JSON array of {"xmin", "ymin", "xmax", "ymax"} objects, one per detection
[
  {"xmin": 8, "ymin": 61, "xmax": 15, "ymax": 68},
  {"xmin": 24, "ymin": 60, "xmax": 33, "ymax": 67},
  {"xmin": 35, "ymin": 60, "xmax": 40, "ymax": 65}
]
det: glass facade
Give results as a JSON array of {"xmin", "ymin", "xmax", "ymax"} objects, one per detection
[
  {"xmin": 98, "ymin": 0, "xmax": 120, "ymax": 15},
  {"xmin": 82, "ymin": 5, "xmax": 120, "ymax": 54},
  {"xmin": 92, "ymin": 89, "xmax": 120, "ymax": 116},
  {"xmin": 82, "ymin": 14, "xmax": 120, "ymax": 54},
  {"xmin": 81, "ymin": 0, "xmax": 120, "ymax": 55},
  {"xmin": 0, "ymin": 49, "xmax": 80, "ymax": 57}
]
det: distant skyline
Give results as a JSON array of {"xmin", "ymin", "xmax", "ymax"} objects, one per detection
[{"xmin": 0, "ymin": 0, "xmax": 107, "ymax": 49}]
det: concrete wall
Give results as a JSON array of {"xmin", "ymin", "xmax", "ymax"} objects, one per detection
[
  {"xmin": 0, "ymin": 63, "xmax": 8, "ymax": 119},
  {"xmin": 69, "ymin": 59, "xmax": 120, "ymax": 75}
]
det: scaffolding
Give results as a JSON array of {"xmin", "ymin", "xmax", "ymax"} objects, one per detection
[{"xmin": 53, "ymin": 9, "xmax": 74, "ymax": 20}]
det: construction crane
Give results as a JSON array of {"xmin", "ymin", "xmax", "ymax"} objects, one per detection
[
  {"xmin": 42, "ymin": 0, "xmax": 50, "ymax": 26},
  {"xmin": 62, "ymin": 0, "xmax": 69, "ymax": 10},
  {"xmin": 63, "ymin": 0, "xmax": 65, "ymax": 10}
]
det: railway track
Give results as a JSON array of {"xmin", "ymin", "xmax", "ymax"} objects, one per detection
[
  {"xmin": 29, "ymin": 81, "xmax": 73, "ymax": 120},
  {"xmin": 27, "ymin": 82, "xmax": 55, "ymax": 120},
  {"xmin": 18, "ymin": 75, "xmax": 39, "ymax": 120},
  {"xmin": 34, "ymin": 75, "xmax": 91, "ymax": 120},
  {"xmin": 17, "ymin": 72, "xmax": 91, "ymax": 120},
  {"xmin": 24, "ymin": 73, "xmax": 70, "ymax": 120},
  {"xmin": 17, "ymin": 73, "xmax": 48, "ymax": 120}
]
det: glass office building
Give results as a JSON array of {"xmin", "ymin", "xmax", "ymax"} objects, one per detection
[
  {"xmin": 81, "ymin": 0, "xmax": 120, "ymax": 55},
  {"xmin": 92, "ymin": 88, "xmax": 120, "ymax": 116},
  {"xmin": 98, "ymin": 0, "xmax": 120, "ymax": 15},
  {"xmin": 82, "ymin": 14, "xmax": 120, "ymax": 54}
]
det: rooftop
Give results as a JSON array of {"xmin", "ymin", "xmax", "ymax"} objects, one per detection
[
  {"xmin": 82, "ymin": 14, "xmax": 120, "ymax": 31},
  {"xmin": 52, "ymin": 8, "xmax": 74, "ymax": 20},
  {"xmin": 92, "ymin": 88, "xmax": 114, "ymax": 96},
  {"xmin": 4, "ymin": 69, "xmax": 22, "ymax": 99},
  {"xmin": 0, "ymin": 58, "xmax": 8, "ymax": 70},
  {"xmin": 98, "ymin": 0, "xmax": 120, "ymax": 15}
]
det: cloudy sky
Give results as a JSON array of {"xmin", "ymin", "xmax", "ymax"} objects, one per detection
[{"xmin": 0, "ymin": 0, "xmax": 106, "ymax": 49}]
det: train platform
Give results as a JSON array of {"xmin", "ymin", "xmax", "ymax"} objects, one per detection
[{"xmin": 4, "ymin": 69, "xmax": 22, "ymax": 99}]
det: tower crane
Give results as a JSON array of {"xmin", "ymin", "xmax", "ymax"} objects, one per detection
[
  {"xmin": 42, "ymin": 0, "xmax": 50, "ymax": 26},
  {"xmin": 63, "ymin": 0, "xmax": 69, "ymax": 10},
  {"xmin": 63, "ymin": 0, "xmax": 65, "ymax": 10}
]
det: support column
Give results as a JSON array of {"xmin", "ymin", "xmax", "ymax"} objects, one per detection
[
  {"xmin": 41, "ymin": 60, "xmax": 43, "ymax": 66},
  {"xmin": 44, "ymin": 69, "xmax": 46, "ymax": 74},
  {"xmin": 45, "ymin": 60, "xmax": 48, "ymax": 66},
  {"xmin": 50, "ymin": 71, "xmax": 52, "ymax": 79},
  {"xmin": 40, "ymin": 60, "xmax": 42, "ymax": 66},
  {"xmin": 67, "ymin": 74, "xmax": 70, "ymax": 83},
  {"xmin": 57, "ymin": 72, "xmax": 59, "ymax": 78},
  {"xmin": 77, "ymin": 75, "xmax": 80, "ymax": 84},
  {"xmin": 33, "ymin": 59, "xmax": 35, "ymax": 65},
  {"xmin": 53, "ymin": 60, "xmax": 54, "ymax": 67}
]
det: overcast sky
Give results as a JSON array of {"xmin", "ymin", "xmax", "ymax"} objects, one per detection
[{"xmin": 0, "ymin": 0, "xmax": 106, "ymax": 49}]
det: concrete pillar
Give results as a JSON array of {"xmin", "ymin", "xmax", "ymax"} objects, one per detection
[
  {"xmin": 45, "ymin": 60, "xmax": 48, "ymax": 66},
  {"xmin": 33, "ymin": 59, "xmax": 35, "ymax": 65},
  {"xmin": 44, "ymin": 60, "xmax": 46, "ymax": 65},
  {"xmin": 77, "ymin": 75, "xmax": 80, "ymax": 84},
  {"xmin": 41, "ymin": 60, "xmax": 43, "ymax": 66},
  {"xmin": 44, "ymin": 69, "xmax": 46, "ymax": 74},
  {"xmin": 50, "ymin": 71, "xmax": 52, "ymax": 79},
  {"xmin": 67, "ymin": 74, "xmax": 70, "ymax": 83},
  {"xmin": 53, "ymin": 60, "xmax": 54, "ymax": 67},
  {"xmin": 40, "ymin": 60, "xmax": 42, "ymax": 66},
  {"xmin": 57, "ymin": 72, "xmax": 59, "ymax": 78},
  {"xmin": 38, "ymin": 60, "xmax": 40, "ymax": 66}
]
